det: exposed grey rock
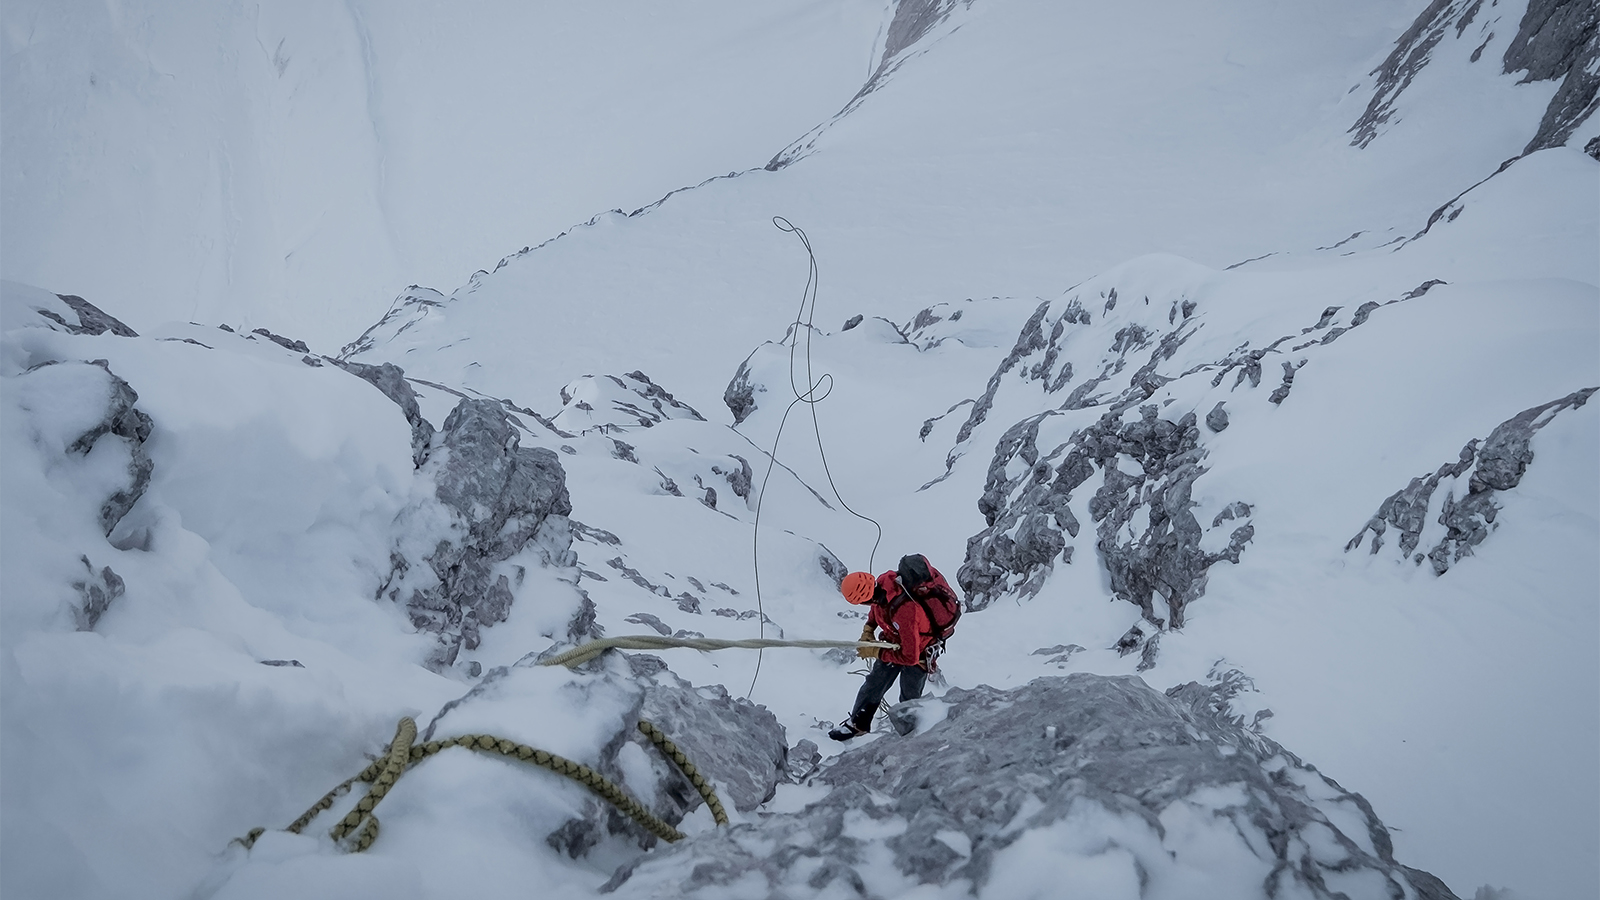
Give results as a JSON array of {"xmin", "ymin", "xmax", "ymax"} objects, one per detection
[
  {"xmin": 71, "ymin": 555, "xmax": 124, "ymax": 631},
  {"xmin": 784, "ymin": 739, "xmax": 821, "ymax": 783},
  {"xmin": 841, "ymin": 314, "xmax": 863, "ymax": 331},
  {"xmin": 653, "ymin": 467, "xmax": 683, "ymax": 497},
  {"xmin": 559, "ymin": 372, "xmax": 706, "ymax": 430},
  {"xmin": 1268, "ymin": 359, "xmax": 1305, "ymax": 405},
  {"xmin": 1030, "ymin": 643, "xmax": 1085, "ymax": 666},
  {"xmin": 952, "ymin": 301, "xmax": 1051, "ymax": 448},
  {"xmin": 1353, "ymin": 0, "xmax": 1596, "ymax": 154},
  {"xmin": 61, "ymin": 362, "xmax": 155, "ymax": 536},
  {"xmin": 1402, "ymin": 278, "xmax": 1449, "ymax": 300},
  {"xmin": 572, "ymin": 521, "xmax": 622, "ymax": 546},
  {"xmin": 605, "ymin": 674, "xmax": 1459, "ymax": 899},
  {"xmin": 43, "ymin": 294, "xmax": 139, "ymax": 337},
  {"xmin": 962, "ymin": 404, "xmax": 1251, "ymax": 641},
  {"xmin": 815, "ymin": 545, "xmax": 848, "ymax": 588},
  {"xmin": 250, "ymin": 327, "xmax": 310, "ymax": 354},
  {"xmin": 1350, "ymin": 0, "xmax": 1465, "ymax": 148},
  {"xmin": 1587, "ymin": 135, "xmax": 1600, "ymax": 159},
  {"xmin": 385, "ymin": 398, "xmax": 573, "ymax": 669},
  {"xmin": 723, "ymin": 352, "xmax": 761, "ymax": 425},
  {"xmin": 337, "ymin": 286, "xmax": 447, "ymax": 359},
  {"xmin": 1504, "ymin": 0, "xmax": 1600, "ymax": 153},
  {"xmin": 333, "ymin": 360, "xmax": 435, "ymax": 467},
  {"xmin": 710, "ymin": 454, "xmax": 752, "ymax": 500},
  {"xmin": 624, "ymin": 613, "xmax": 672, "ymax": 636},
  {"xmin": 765, "ymin": 0, "xmax": 971, "ymax": 169},
  {"xmin": 1205, "ymin": 401, "xmax": 1229, "ymax": 432},
  {"xmin": 606, "ymin": 558, "xmax": 672, "ymax": 598},
  {"xmin": 1346, "ymin": 387, "xmax": 1597, "ymax": 572},
  {"xmin": 259, "ymin": 659, "xmax": 304, "ymax": 668},
  {"xmin": 638, "ymin": 675, "xmax": 787, "ymax": 813}
]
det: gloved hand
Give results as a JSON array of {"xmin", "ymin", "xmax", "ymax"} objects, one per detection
[{"xmin": 857, "ymin": 623, "xmax": 879, "ymax": 660}]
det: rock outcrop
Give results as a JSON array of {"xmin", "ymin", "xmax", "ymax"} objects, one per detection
[
  {"xmin": 723, "ymin": 352, "xmax": 761, "ymax": 425},
  {"xmin": 1351, "ymin": 0, "xmax": 1598, "ymax": 154},
  {"xmin": 334, "ymin": 360, "xmax": 436, "ymax": 467},
  {"xmin": 1346, "ymin": 386, "xmax": 1597, "ymax": 573},
  {"xmin": 604, "ymin": 673, "xmax": 1460, "ymax": 899},
  {"xmin": 381, "ymin": 398, "xmax": 573, "ymax": 669},
  {"xmin": 959, "ymin": 403, "xmax": 1253, "ymax": 637},
  {"xmin": 41, "ymin": 294, "xmax": 139, "ymax": 337},
  {"xmin": 1504, "ymin": 0, "xmax": 1599, "ymax": 154},
  {"xmin": 71, "ymin": 554, "xmax": 125, "ymax": 631}
]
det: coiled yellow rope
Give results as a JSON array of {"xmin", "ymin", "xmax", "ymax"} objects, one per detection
[
  {"xmin": 637, "ymin": 721, "xmax": 728, "ymax": 826},
  {"xmin": 234, "ymin": 635, "xmax": 890, "ymax": 853},
  {"xmin": 237, "ymin": 715, "xmax": 711, "ymax": 852}
]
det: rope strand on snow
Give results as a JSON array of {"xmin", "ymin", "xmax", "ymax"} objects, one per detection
[
  {"xmin": 749, "ymin": 217, "xmax": 885, "ymax": 700},
  {"xmin": 537, "ymin": 633, "xmax": 898, "ymax": 669},
  {"xmin": 234, "ymin": 714, "xmax": 737, "ymax": 853}
]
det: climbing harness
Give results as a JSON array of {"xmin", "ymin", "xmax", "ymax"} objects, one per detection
[
  {"xmin": 233, "ymin": 633, "xmax": 896, "ymax": 854},
  {"xmin": 749, "ymin": 217, "xmax": 886, "ymax": 698}
]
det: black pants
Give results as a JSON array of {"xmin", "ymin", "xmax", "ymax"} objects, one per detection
[{"xmin": 849, "ymin": 659, "xmax": 927, "ymax": 730}]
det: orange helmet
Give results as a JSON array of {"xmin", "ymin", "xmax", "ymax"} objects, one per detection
[{"xmin": 841, "ymin": 571, "xmax": 875, "ymax": 605}]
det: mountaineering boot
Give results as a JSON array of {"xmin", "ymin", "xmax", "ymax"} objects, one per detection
[
  {"xmin": 829, "ymin": 709, "xmax": 874, "ymax": 741},
  {"xmin": 828, "ymin": 720, "xmax": 866, "ymax": 742}
]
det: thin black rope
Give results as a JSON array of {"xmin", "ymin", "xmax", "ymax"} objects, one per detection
[{"xmin": 747, "ymin": 217, "xmax": 884, "ymax": 699}]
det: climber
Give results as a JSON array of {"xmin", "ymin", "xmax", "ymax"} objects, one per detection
[{"xmin": 829, "ymin": 554, "xmax": 962, "ymax": 741}]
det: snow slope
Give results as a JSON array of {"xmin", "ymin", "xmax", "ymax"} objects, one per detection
[
  {"xmin": 2, "ymin": 1, "xmax": 1597, "ymax": 899},
  {"xmin": 1, "ymin": 0, "xmax": 881, "ymax": 346}
]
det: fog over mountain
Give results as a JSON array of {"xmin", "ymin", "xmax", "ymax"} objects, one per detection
[{"xmin": 3, "ymin": 2, "xmax": 1596, "ymax": 899}]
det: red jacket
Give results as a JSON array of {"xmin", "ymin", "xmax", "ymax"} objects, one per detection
[{"xmin": 867, "ymin": 567, "xmax": 956, "ymax": 668}]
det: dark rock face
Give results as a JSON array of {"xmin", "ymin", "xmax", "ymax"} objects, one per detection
[
  {"xmin": 1350, "ymin": 0, "xmax": 1467, "ymax": 148},
  {"xmin": 604, "ymin": 674, "xmax": 1459, "ymax": 899},
  {"xmin": 1205, "ymin": 400, "xmax": 1229, "ymax": 432},
  {"xmin": 953, "ymin": 275, "xmax": 1447, "ymax": 629},
  {"xmin": 249, "ymin": 327, "xmax": 310, "ymax": 354},
  {"xmin": 952, "ymin": 301, "xmax": 1051, "ymax": 450},
  {"xmin": 42, "ymin": 294, "xmax": 139, "ymax": 337},
  {"xmin": 1504, "ymin": 0, "xmax": 1600, "ymax": 153},
  {"xmin": 71, "ymin": 555, "xmax": 125, "ymax": 631},
  {"xmin": 1346, "ymin": 387, "xmax": 1597, "ymax": 573},
  {"xmin": 710, "ymin": 454, "xmax": 752, "ymax": 500},
  {"xmin": 1352, "ymin": 0, "xmax": 1598, "ymax": 154},
  {"xmin": 64, "ymin": 362, "xmax": 154, "ymax": 536},
  {"xmin": 959, "ymin": 404, "xmax": 1252, "ymax": 636},
  {"xmin": 337, "ymin": 286, "xmax": 447, "ymax": 359},
  {"xmin": 384, "ymin": 398, "xmax": 572, "ymax": 669},
  {"xmin": 334, "ymin": 360, "xmax": 435, "ymax": 467},
  {"xmin": 723, "ymin": 353, "xmax": 760, "ymax": 425}
]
